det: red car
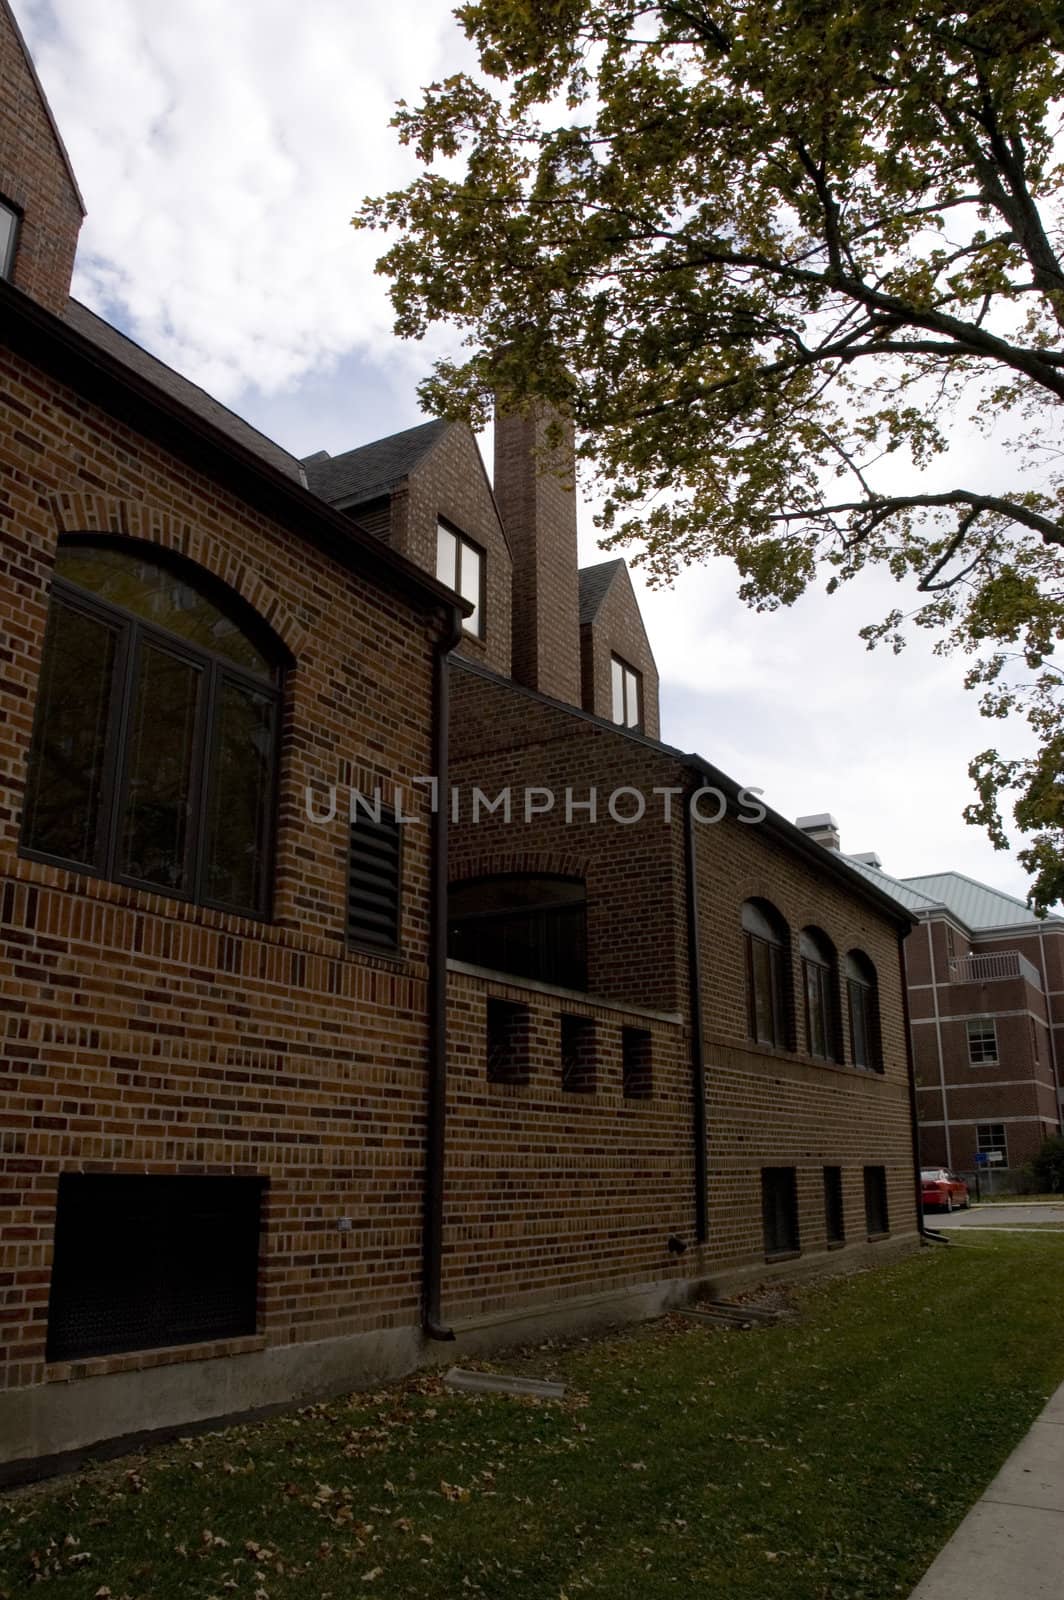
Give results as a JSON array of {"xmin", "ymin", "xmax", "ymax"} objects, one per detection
[{"xmin": 921, "ymin": 1167, "xmax": 970, "ymax": 1212}]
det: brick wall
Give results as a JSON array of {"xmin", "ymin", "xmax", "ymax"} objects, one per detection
[
  {"xmin": 0, "ymin": 340, "xmax": 442, "ymax": 1401},
  {"xmin": 580, "ymin": 563, "xmax": 661, "ymax": 740},
  {"xmin": 449, "ymin": 660, "xmax": 919, "ymax": 1281},
  {"xmin": 389, "ymin": 423, "xmax": 512, "ymax": 680},
  {"xmin": 0, "ymin": 1, "xmax": 82, "ymax": 314},
  {"xmin": 493, "ymin": 406, "xmax": 581, "ymax": 706}
]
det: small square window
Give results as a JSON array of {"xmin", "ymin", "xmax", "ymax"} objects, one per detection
[
  {"xmin": 487, "ymin": 998, "xmax": 530, "ymax": 1084},
  {"xmin": 560, "ymin": 1013, "xmax": 596, "ymax": 1092},
  {"xmin": 864, "ymin": 1165, "xmax": 889, "ymax": 1237},
  {"xmin": 0, "ymin": 199, "xmax": 19, "ymax": 281},
  {"xmin": 437, "ymin": 523, "xmax": 484, "ymax": 637},
  {"xmin": 976, "ymin": 1122, "xmax": 1008, "ymax": 1161},
  {"xmin": 823, "ymin": 1166, "xmax": 844, "ymax": 1245},
  {"xmin": 610, "ymin": 655, "xmax": 642, "ymax": 730},
  {"xmin": 621, "ymin": 1027, "xmax": 652, "ymax": 1099},
  {"xmin": 762, "ymin": 1167, "xmax": 799, "ymax": 1256},
  {"xmin": 967, "ymin": 1020, "xmax": 998, "ymax": 1065}
]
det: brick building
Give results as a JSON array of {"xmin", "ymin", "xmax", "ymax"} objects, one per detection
[
  {"xmin": 840, "ymin": 846, "xmax": 1064, "ymax": 1172},
  {"xmin": 1, "ymin": 0, "xmax": 920, "ymax": 1475}
]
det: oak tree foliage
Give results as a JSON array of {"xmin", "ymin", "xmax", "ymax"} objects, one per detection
[{"xmin": 358, "ymin": 1, "xmax": 1064, "ymax": 910}]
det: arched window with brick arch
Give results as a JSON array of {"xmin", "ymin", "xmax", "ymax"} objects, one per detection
[
  {"xmin": 21, "ymin": 537, "xmax": 286, "ymax": 917},
  {"xmin": 800, "ymin": 926, "xmax": 842, "ymax": 1062},
  {"xmin": 846, "ymin": 949, "xmax": 882, "ymax": 1072},
  {"xmin": 742, "ymin": 898, "xmax": 791, "ymax": 1049}
]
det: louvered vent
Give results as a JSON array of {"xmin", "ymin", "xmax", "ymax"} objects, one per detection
[{"xmin": 347, "ymin": 811, "xmax": 401, "ymax": 952}]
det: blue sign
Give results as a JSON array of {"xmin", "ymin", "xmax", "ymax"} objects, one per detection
[{"xmin": 974, "ymin": 1152, "xmax": 989, "ymax": 1166}]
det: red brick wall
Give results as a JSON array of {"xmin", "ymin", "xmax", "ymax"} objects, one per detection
[
  {"xmin": 493, "ymin": 407, "xmax": 581, "ymax": 706},
  {"xmin": 0, "ymin": 342, "xmax": 442, "ymax": 1396},
  {"xmin": 580, "ymin": 564, "xmax": 661, "ymax": 740},
  {"xmin": 0, "ymin": 2, "xmax": 82, "ymax": 314}
]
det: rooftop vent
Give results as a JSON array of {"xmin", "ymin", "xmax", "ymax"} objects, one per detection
[
  {"xmin": 796, "ymin": 813, "xmax": 841, "ymax": 852},
  {"xmin": 850, "ymin": 851, "xmax": 883, "ymax": 869}
]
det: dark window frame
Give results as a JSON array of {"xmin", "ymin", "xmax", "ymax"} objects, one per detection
[
  {"xmin": 436, "ymin": 520, "xmax": 486, "ymax": 639},
  {"xmin": 0, "ymin": 195, "xmax": 20, "ymax": 280},
  {"xmin": 823, "ymin": 1165, "xmax": 845, "ymax": 1246},
  {"xmin": 846, "ymin": 950, "xmax": 882, "ymax": 1072},
  {"xmin": 742, "ymin": 899, "xmax": 790, "ymax": 1049},
  {"xmin": 801, "ymin": 927, "xmax": 841, "ymax": 1062},
  {"xmin": 863, "ymin": 1165, "xmax": 890, "ymax": 1238},
  {"xmin": 762, "ymin": 1166, "xmax": 800, "ymax": 1257},
  {"xmin": 20, "ymin": 544, "xmax": 283, "ymax": 920},
  {"xmin": 610, "ymin": 653, "xmax": 643, "ymax": 730},
  {"xmin": 448, "ymin": 873, "xmax": 588, "ymax": 990}
]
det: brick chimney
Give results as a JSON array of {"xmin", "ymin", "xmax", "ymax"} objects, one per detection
[
  {"xmin": 493, "ymin": 403, "xmax": 582, "ymax": 706},
  {"xmin": 796, "ymin": 813, "xmax": 842, "ymax": 851}
]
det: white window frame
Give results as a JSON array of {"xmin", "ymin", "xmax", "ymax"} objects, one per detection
[
  {"xmin": 610, "ymin": 654, "xmax": 642, "ymax": 729},
  {"xmin": 966, "ymin": 1018, "xmax": 998, "ymax": 1066},
  {"xmin": 436, "ymin": 522, "xmax": 484, "ymax": 638}
]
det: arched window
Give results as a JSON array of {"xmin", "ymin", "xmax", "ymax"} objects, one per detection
[
  {"xmin": 800, "ymin": 927, "xmax": 840, "ymax": 1061},
  {"xmin": 448, "ymin": 875, "xmax": 587, "ymax": 989},
  {"xmin": 742, "ymin": 899, "xmax": 790, "ymax": 1048},
  {"xmin": 21, "ymin": 540, "xmax": 282, "ymax": 917},
  {"xmin": 846, "ymin": 950, "xmax": 882, "ymax": 1072}
]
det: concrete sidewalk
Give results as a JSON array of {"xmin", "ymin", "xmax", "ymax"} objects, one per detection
[{"xmin": 910, "ymin": 1381, "xmax": 1064, "ymax": 1598}]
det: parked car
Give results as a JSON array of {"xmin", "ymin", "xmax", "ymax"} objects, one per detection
[{"xmin": 921, "ymin": 1168, "xmax": 970, "ymax": 1212}]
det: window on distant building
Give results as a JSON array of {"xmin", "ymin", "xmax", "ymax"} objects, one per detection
[
  {"xmin": 967, "ymin": 1019, "xmax": 999, "ymax": 1065},
  {"xmin": 21, "ymin": 540, "xmax": 282, "ymax": 917},
  {"xmin": 436, "ymin": 522, "xmax": 484, "ymax": 637},
  {"xmin": 742, "ymin": 899, "xmax": 791, "ymax": 1049},
  {"xmin": 610, "ymin": 654, "xmax": 642, "ymax": 729},
  {"xmin": 823, "ymin": 1166, "xmax": 845, "ymax": 1246},
  {"xmin": 976, "ymin": 1123, "xmax": 1008, "ymax": 1161},
  {"xmin": 0, "ymin": 198, "xmax": 19, "ymax": 279},
  {"xmin": 846, "ymin": 950, "xmax": 882, "ymax": 1071},
  {"xmin": 448, "ymin": 874, "xmax": 587, "ymax": 989},
  {"xmin": 801, "ymin": 927, "xmax": 840, "ymax": 1061},
  {"xmin": 864, "ymin": 1165, "xmax": 889, "ymax": 1237},
  {"xmin": 46, "ymin": 1174, "xmax": 264, "ymax": 1362},
  {"xmin": 762, "ymin": 1167, "xmax": 799, "ymax": 1256}
]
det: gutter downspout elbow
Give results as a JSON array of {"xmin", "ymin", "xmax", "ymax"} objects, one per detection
[{"xmin": 423, "ymin": 607, "xmax": 463, "ymax": 1341}]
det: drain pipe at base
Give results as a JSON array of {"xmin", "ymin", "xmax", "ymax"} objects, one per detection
[{"xmin": 423, "ymin": 607, "xmax": 463, "ymax": 1340}]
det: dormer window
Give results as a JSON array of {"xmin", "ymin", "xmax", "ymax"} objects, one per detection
[
  {"xmin": 0, "ymin": 200, "xmax": 20, "ymax": 280},
  {"xmin": 610, "ymin": 654, "xmax": 642, "ymax": 729},
  {"xmin": 436, "ymin": 522, "xmax": 484, "ymax": 637}
]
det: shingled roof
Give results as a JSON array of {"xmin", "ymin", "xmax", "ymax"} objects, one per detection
[
  {"xmin": 578, "ymin": 558, "xmax": 626, "ymax": 625},
  {"xmin": 301, "ymin": 419, "xmax": 450, "ymax": 508},
  {"xmin": 63, "ymin": 300, "xmax": 305, "ymax": 483}
]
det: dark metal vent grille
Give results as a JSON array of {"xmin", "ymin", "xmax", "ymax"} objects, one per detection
[
  {"xmin": 347, "ymin": 811, "xmax": 401, "ymax": 953},
  {"xmin": 46, "ymin": 1174, "xmax": 264, "ymax": 1363}
]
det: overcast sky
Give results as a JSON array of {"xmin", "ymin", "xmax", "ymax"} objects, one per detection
[{"xmin": 19, "ymin": 0, "xmax": 1046, "ymax": 902}]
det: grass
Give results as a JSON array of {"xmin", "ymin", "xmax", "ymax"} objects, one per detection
[{"xmin": 3, "ymin": 1233, "xmax": 1064, "ymax": 1600}]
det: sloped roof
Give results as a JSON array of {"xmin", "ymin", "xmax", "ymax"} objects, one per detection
[
  {"xmin": 843, "ymin": 856, "xmax": 940, "ymax": 914},
  {"xmin": 900, "ymin": 871, "xmax": 1062, "ymax": 930},
  {"xmin": 578, "ymin": 558, "xmax": 625, "ymax": 624},
  {"xmin": 64, "ymin": 300, "xmax": 305, "ymax": 482},
  {"xmin": 301, "ymin": 419, "xmax": 449, "ymax": 508}
]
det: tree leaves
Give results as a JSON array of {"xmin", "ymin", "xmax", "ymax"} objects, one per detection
[{"xmin": 360, "ymin": 0, "xmax": 1064, "ymax": 906}]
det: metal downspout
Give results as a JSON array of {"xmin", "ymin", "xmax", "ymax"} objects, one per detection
[
  {"xmin": 683, "ymin": 788, "xmax": 708, "ymax": 1245},
  {"xmin": 423, "ymin": 608, "xmax": 463, "ymax": 1340}
]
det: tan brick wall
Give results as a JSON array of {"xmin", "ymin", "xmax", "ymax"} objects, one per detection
[
  {"xmin": 0, "ymin": 342, "xmax": 442, "ymax": 1395},
  {"xmin": 0, "ymin": 3, "xmax": 82, "ymax": 313}
]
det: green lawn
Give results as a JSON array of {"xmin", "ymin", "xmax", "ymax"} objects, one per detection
[{"xmin": 3, "ymin": 1234, "xmax": 1064, "ymax": 1600}]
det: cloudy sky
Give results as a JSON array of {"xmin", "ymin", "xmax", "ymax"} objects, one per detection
[{"xmin": 18, "ymin": 0, "xmax": 1045, "ymax": 900}]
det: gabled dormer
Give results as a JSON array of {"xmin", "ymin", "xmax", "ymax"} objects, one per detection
[
  {"xmin": 0, "ymin": 0, "xmax": 84, "ymax": 313},
  {"xmin": 578, "ymin": 558, "xmax": 660, "ymax": 739}
]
